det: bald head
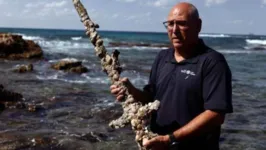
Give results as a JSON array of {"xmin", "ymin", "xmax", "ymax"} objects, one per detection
[
  {"xmin": 166, "ymin": 2, "xmax": 202, "ymax": 51},
  {"xmin": 168, "ymin": 2, "xmax": 199, "ymax": 21}
]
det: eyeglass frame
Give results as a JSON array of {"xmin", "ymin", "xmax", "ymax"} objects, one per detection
[{"xmin": 163, "ymin": 20, "xmax": 189, "ymax": 30}]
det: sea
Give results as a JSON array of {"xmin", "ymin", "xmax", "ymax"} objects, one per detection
[{"xmin": 0, "ymin": 27, "xmax": 265, "ymax": 150}]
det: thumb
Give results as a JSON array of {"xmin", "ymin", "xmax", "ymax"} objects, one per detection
[
  {"xmin": 143, "ymin": 138, "xmax": 155, "ymax": 149},
  {"xmin": 121, "ymin": 77, "xmax": 129, "ymax": 84},
  {"xmin": 120, "ymin": 77, "xmax": 134, "ymax": 92}
]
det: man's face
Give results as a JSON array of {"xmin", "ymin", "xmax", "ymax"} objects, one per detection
[{"xmin": 166, "ymin": 8, "xmax": 200, "ymax": 49}]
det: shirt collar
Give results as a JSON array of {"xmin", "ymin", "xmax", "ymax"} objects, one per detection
[{"xmin": 166, "ymin": 39, "xmax": 207, "ymax": 64}]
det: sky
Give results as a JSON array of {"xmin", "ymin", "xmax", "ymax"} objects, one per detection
[{"xmin": 0, "ymin": 0, "xmax": 266, "ymax": 35}]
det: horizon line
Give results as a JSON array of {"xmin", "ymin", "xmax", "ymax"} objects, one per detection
[{"xmin": 0, "ymin": 26, "xmax": 263, "ymax": 36}]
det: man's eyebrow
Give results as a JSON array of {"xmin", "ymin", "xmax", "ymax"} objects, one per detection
[{"xmin": 167, "ymin": 19, "xmax": 187, "ymax": 21}]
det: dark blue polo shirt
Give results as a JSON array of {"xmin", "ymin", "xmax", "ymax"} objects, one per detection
[{"xmin": 145, "ymin": 40, "xmax": 233, "ymax": 150}]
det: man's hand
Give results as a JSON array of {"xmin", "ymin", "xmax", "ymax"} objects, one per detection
[
  {"xmin": 143, "ymin": 135, "xmax": 170, "ymax": 150},
  {"xmin": 110, "ymin": 77, "xmax": 134, "ymax": 101}
]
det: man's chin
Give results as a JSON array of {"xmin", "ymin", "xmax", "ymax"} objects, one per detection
[{"xmin": 172, "ymin": 43, "xmax": 183, "ymax": 49}]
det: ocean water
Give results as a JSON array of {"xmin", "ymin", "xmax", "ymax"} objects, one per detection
[{"xmin": 0, "ymin": 27, "xmax": 266, "ymax": 150}]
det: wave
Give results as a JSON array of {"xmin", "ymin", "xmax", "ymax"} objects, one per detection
[
  {"xmin": 12, "ymin": 33, "xmax": 44, "ymax": 41},
  {"xmin": 36, "ymin": 73, "xmax": 109, "ymax": 84},
  {"xmin": 199, "ymin": 34, "xmax": 231, "ymax": 38},
  {"xmin": 246, "ymin": 39, "xmax": 266, "ymax": 45},
  {"xmin": 71, "ymin": 37, "xmax": 82, "ymax": 41},
  {"xmin": 36, "ymin": 75, "xmax": 88, "ymax": 84},
  {"xmin": 110, "ymin": 46, "xmax": 168, "ymax": 51},
  {"xmin": 48, "ymin": 58, "xmax": 80, "ymax": 63},
  {"xmin": 218, "ymin": 50, "xmax": 266, "ymax": 54}
]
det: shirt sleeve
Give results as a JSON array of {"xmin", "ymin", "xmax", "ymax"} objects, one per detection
[{"xmin": 203, "ymin": 60, "xmax": 233, "ymax": 113}]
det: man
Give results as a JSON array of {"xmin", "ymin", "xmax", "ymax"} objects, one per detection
[{"xmin": 110, "ymin": 2, "xmax": 233, "ymax": 150}]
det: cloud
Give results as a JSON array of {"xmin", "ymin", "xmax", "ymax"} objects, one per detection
[
  {"xmin": 44, "ymin": 1, "xmax": 67, "ymax": 8},
  {"xmin": 22, "ymin": 1, "xmax": 73, "ymax": 18},
  {"xmin": 248, "ymin": 20, "xmax": 254, "ymax": 26},
  {"xmin": 148, "ymin": 0, "xmax": 176, "ymax": 8},
  {"xmin": 112, "ymin": 13, "xmax": 119, "ymax": 18},
  {"xmin": 0, "ymin": 0, "xmax": 5, "ymax": 5},
  {"xmin": 115, "ymin": 0, "xmax": 180, "ymax": 8},
  {"xmin": 116, "ymin": 0, "xmax": 136, "ymax": 3},
  {"xmin": 262, "ymin": 0, "xmax": 266, "ymax": 5},
  {"xmin": 232, "ymin": 20, "xmax": 243, "ymax": 24},
  {"xmin": 25, "ymin": 2, "xmax": 44, "ymax": 8},
  {"xmin": 205, "ymin": 0, "xmax": 228, "ymax": 7}
]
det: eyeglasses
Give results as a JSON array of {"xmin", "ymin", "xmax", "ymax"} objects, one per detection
[{"xmin": 163, "ymin": 20, "xmax": 188, "ymax": 30}]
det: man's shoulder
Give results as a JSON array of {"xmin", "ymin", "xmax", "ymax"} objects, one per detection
[
  {"xmin": 158, "ymin": 48, "xmax": 173, "ymax": 56},
  {"xmin": 154, "ymin": 48, "xmax": 173, "ymax": 61},
  {"xmin": 200, "ymin": 46, "xmax": 227, "ymax": 63}
]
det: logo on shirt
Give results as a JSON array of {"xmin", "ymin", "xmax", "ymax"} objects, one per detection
[{"xmin": 181, "ymin": 69, "xmax": 195, "ymax": 79}]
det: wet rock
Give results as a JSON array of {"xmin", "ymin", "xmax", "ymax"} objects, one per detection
[
  {"xmin": 91, "ymin": 105, "xmax": 122, "ymax": 123},
  {"xmin": 0, "ymin": 133, "xmax": 59, "ymax": 150},
  {"xmin": 51, "ymin": 60, "xmax": 88, "ymax": 74},
  {"xmin": 0, "ymin": 84, "xmax": 41, "ymax": 112},
  {"xmin": 78, "ymin": 132, "xmax": 108, "ymax": 143},
  {"xmin": 0, "ymin": 133, "xmax": 32, "ymax": 149},
  {"xmin": 252, "ymin": 46, "xmax": 266, "ymax": 50},
  {"xmin": 13, "ymin": 64, "xmax": 34, "ymax": 73},
  {"xmin": 0, "ymin": 84, "xmax": 23, "ymax": 103},
  {"xmin": 0, "ymin": 33, "xmax": 43, "ymax": 60}
]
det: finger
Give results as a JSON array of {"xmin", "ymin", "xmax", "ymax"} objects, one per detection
[
  {"xmin": 111, "ymin": 88, "xmax": 121, "ymax": 95},
  {"xmin": 116, "ymin": 88, "xmax": 125, "ymax": 96},
  {"xmin": 110, "ymin": 85, "xmax": 118, "ymax": 90},
  {"xmin": 117, "ymin": 95, "xmax": 125, "ymax": 101}
]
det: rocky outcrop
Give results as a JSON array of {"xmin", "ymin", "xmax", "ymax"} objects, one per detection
[
  {"xmin": 0, "ymin": 33, "xmax": 43, "ymax": 59},
  {"xmin": 51, "ymin": 60, "xmax": 88, "ymax": 74},
  {"xmin": 0, "ymin": 84, "xmax": 39, "ymax": 112},
  {"xmin": 252, "ymin": 46, "xmax": 266, "ymax": 50},
  {"xmin": 13, "ymin": 64, "xmax": 34, "ymax": 73},
  {"xmin": 0, "ymin": 84, "xmax": 24, "ymax": 110}
]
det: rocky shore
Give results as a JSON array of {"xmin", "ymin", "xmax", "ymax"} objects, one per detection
[{"xmin": 0, "ymin": 33, "xmax": 43, "ymax": 60}]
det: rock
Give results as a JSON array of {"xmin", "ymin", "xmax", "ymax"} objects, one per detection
[
  {"xmin": 51, "ymin": 60, "xmax": 88, "ymax": 74},
  {"xmin": 0, "ymin": 33, "xmax": 43, "ymax": 60},
  {"xmin": 78, "ymin": 132, "xmax": 108, "ymax": 143},
  {"xmin": 0, "ymin": 84, "xmax": 23, "ymax": 110},
  {"xmin": 0, "ymin": 84, "xmax": 41, "ymax": 112},
  {"xmin": 0, "ymin": 133, "xmax": 58, "ymax": 149},
  {"xmin": 252, "ymin": 46, "xmax": 266, "ymax": 50},
  {"xmin": 13, "ymin": 64, "xmax": 34, "ymax": 73},
  {"xmin": 0, "ymin": 84, "xmax": 23, "ymax": 103}
]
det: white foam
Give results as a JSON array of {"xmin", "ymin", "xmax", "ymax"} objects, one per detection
[
  {"xmin": 82, "ymin": 74, "xmax": 109, "ymax": 84},
  {"xmin": 49, "ymin": 58, "xmax": 85, "ymax": 63},
  {"xmin": 199, "ymin": 34, "xmax": 230, "ymax": 38},
  {"xmin": 111, "ymin": 46, "xmax": 168, "ymax": 51},
  {"xmin": 218, "ymin": 50, "xmax": 265, "ymax": 54},
  {"xmin": 102, "ymin": 38, "xmax": 112, "ymax": 43},
  {"xmin": 38, "ymin": 40, "xmax": 92, "ymax": 49},
  {"xmin": 246, "ymin": 39, "xmax": 266, "ymax": 45},
  {"xmin": 60, "ymin": 58, "xmax": 79, "ymax": 62},
  {"xmin": 12, "ymin": 33, "xmax": 44, "ymax": 41},
  {"xmin": 71, "ymin": 37, "xmax": 82, "ymax": 41},
  {"xmin": 36, "ymin": 74, "xmax": 87, "ymax": 84},
  {"xmin": 36, "ymin": 74, "xmax": 59, "ymax": 80}
]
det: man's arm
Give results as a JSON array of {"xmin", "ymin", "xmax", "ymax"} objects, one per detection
[
  {"xmin": 171, "ymin": 109, "xmax": 224, "ymax": 141},
  {"xmin": 143, "ymin": 109, "xmax": 225, "ymax": 149}
]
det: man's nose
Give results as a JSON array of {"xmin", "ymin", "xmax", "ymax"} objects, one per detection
[{"xmin": 172, "ymin": 23, "xmax": 180, "ymax": 32}]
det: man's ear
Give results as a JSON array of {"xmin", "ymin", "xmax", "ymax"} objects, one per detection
[{"xmin": 197, "ymin": 18, "xmax": 202, "ymax": 33}]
